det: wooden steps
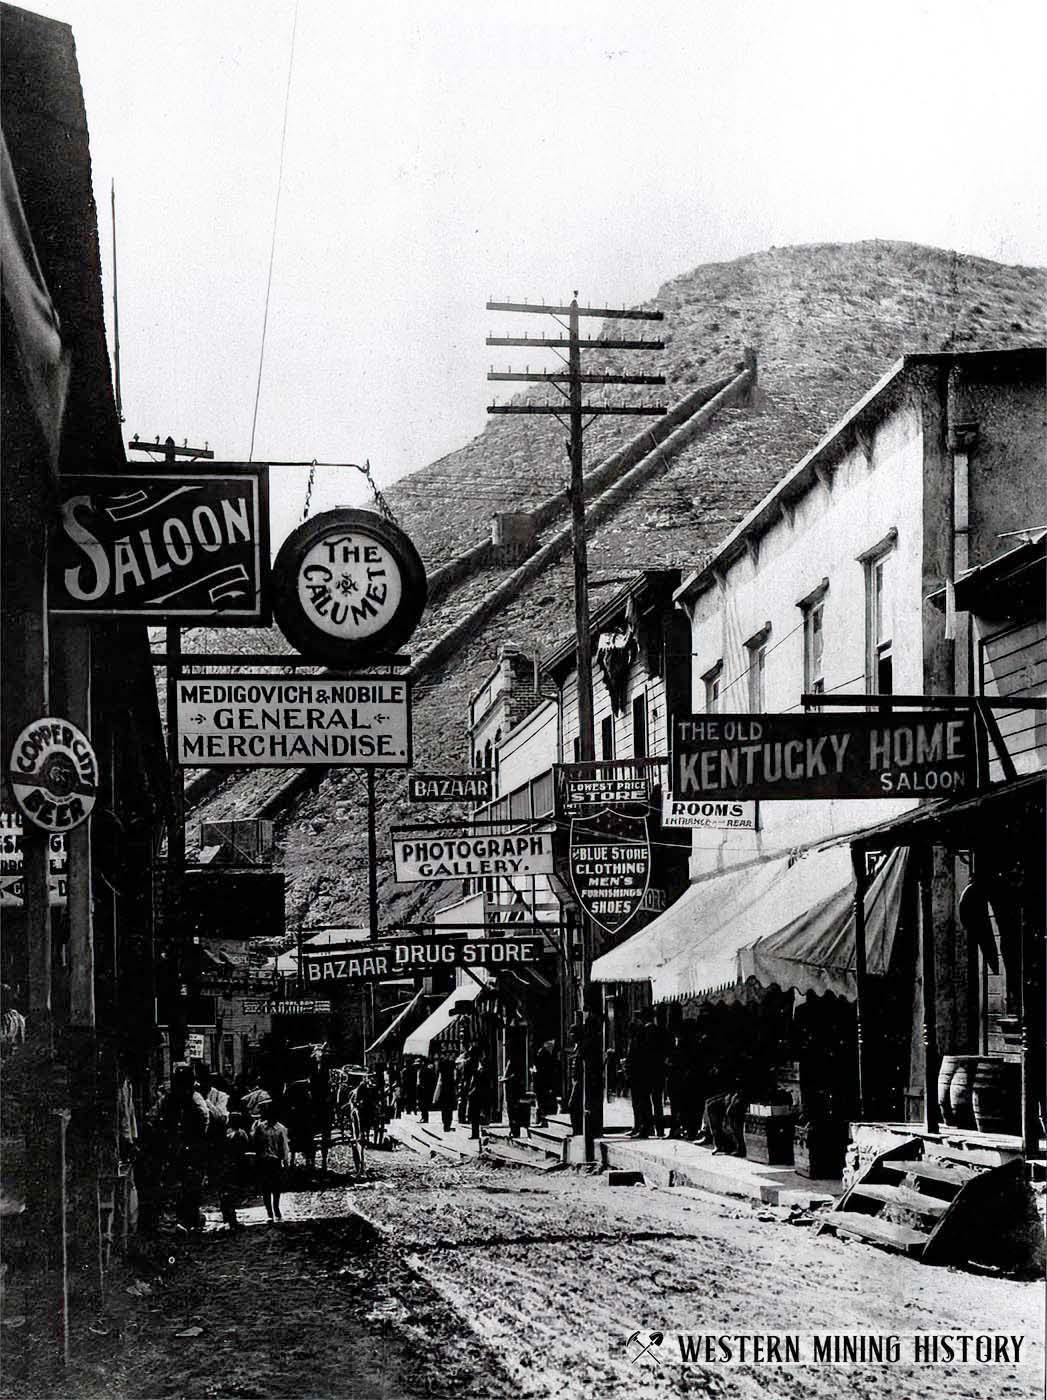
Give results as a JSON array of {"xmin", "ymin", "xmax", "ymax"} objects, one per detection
[
  {"xmin": 881, "ymin": 1158, "xmax": 977, "ymax": 1188},
  {"xmin": 828, "ymin": 1211, "xmax": 928, "ymax": 1255},
  {"xmin": 847, "ymin": 1182, "xmax": 949, "ymax": 1217},
  {"xmin": 818, "ymin": 1137, "xmax": 1028, "ymax": 1267}
]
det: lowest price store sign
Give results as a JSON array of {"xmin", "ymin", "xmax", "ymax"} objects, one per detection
[
  {"xmin": 175, "ymin": 675, "xmax": 411, "ymax": 766},
  {"xmin": 303, "ymin": 936, "xmax": 546, "ymax": 984}
]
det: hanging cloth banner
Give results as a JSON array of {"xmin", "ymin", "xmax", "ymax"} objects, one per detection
[{"xmin": 569, "ymin": 808, "xmax": 651, "ymax": 937}]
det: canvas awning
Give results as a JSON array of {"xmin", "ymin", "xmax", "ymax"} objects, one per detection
[
  {"xmin": 402, "ymin": 977, "xmax": 485, "ymax": 1057},
  {"xmin": 593, "ymin": 845, "xmax": 908, "ymax": 1005},
  {"xmin": 366, "ymin": 989, "xmax": 425, "ymax": 1055}
]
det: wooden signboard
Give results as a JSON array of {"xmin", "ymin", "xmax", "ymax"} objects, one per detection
[
  {"xmin": 302, "ymin": 936, "xmax": 546, "ymax": 984},
  {"xmin": 673, "ymin": 712, "xmax": 977, "ymax": 802},
  {"xmin": 175, "ymin": 675, "xmax": 411, "ymax": 767},
  {"xmin": 392, "ymin": 831, "xmax": 554, "ymax": 883},
  {"xmin": 407, "ymin": 772, "xmax": 495, "ymax": 803},
  {"xmin": 50, "ymin": 465, "xmax": 269, "ymax": 623},
  {"xmin": 568, "ymin": 810, "xmax": 652, "ymax": 936}
]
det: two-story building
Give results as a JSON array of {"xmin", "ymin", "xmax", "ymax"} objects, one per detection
[{"xmin": 594, "ymin": 347, "xmax": 1045, "ymax": 1159}]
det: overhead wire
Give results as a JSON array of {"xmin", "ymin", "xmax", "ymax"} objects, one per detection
[{"xmin": 248, "ymin": 0, "xmax": 300, "ymax": 464}]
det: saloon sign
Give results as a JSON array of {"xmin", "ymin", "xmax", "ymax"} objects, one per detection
[
  {"xmin": 174, "ymin": 675, "xmax": 411, "ymax": 767},
  {"xmin": 673, "ymin": 712, "xmax": 977, "ymax": 802},
  {"xmin": 271, "ymin": 509, "xmax": 427, "ymax": 666},
  {"xmin": 8, "ymin": 717, "xmax": 99, "ymax": 831},
  {"xmin": 392, "ymin": 832, "xmax": 554, "ymax": 883},
  {"xmin": 569, "ymin": 809, "xmax": 652, "ymax": 936},
  {"xmin": 303, "ymin": 936, "xmax": 545, "ymax": 984},
  {"xmin": 51, "ymin": 466, "xmax": 269, "ymax": 623}
]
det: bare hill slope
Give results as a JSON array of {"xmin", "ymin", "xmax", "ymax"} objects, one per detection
[{"xmin": 183, "ymin": 240, "xmax": 1044, "ymax": 933}]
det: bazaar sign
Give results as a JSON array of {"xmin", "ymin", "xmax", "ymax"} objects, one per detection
[
  {"xmin": 8, "ymin": 717, "xmax": 98, "ymax": 831},
  {"xmin": 672, "ymin": 712, "xmax": 977, "ymax": 802},
  {"xmin": 392, "ymin": 832, "xmax": 554, "ymax": 883},
  {"xmin": 174, "ymin": 676, "xmax": 411, "ymax": 767},
  {"xmin": 271, "ymin": 508, "xmax": 427, "ymax": 666},
  {"xmin": 303, "ymin": 937, "xmax": 546, "ymax": 984},
  {"xmin": 50, "ymin": 466, "xmax": 269, "ymax": 623},
  {"xmin": 0, "ymin": 813, "xmax": 67, "ymax": 906},
  {"xmin": 662, "ymin": 796, "xmax": 758, "ymax": 831},
  {"xmin": 569, "ymin": 810, "xmax": 651, "ymax": 936},
  {"xmin": 408, "ymin": 772, "xmax": 495, "ymax": 803},
  {"xmin": 556, "ymin": 762, "xmax": 651, "ymax": 818}
]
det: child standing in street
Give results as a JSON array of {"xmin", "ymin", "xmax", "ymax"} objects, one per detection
[{"xmin": 252, "ymin": 1100, "xmax": 290, "ymax": 1222}]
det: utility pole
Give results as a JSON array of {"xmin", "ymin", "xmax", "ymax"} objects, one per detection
[
  {"xmin": 129, "ymin": 435, "xmax": 213, "ymax": 1062},
  {"xmin": 485, "ymin": 296, "xmax": 664, "ymax": 1160}
]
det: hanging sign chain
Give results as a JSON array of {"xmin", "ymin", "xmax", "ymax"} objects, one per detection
[{"xmin": 298, "ymin": 458, "xmax": 397, "ymax": 525}]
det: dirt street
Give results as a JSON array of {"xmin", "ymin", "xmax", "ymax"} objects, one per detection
[{"xmin": 25, "ymin": 1144, "xmax": 1043, "ymax": 1400}]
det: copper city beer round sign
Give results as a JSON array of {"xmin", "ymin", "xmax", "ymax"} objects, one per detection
[
  {"xmin": 271, "ymin": 509, "xmax": 427, "ymax": 666},
  {"xmin": 8, "ymin": 717, "xmax": 99, "ymax": 831}
]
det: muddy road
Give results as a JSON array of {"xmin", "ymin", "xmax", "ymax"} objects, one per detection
[{"xmin": 27, "ymin": 1145, "xmax": 1043, "ymax": 1400}]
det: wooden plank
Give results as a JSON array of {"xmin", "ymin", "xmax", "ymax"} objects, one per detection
[
  {"xmin": 881, "ymin": 1158, "xmax": 979, "ymax": 1187},
  {"xmin": 847, "ymin": 1183, "xmax": 949, "ymax": 1217},
  {"xmin": 827, "ymin": 1211, "xmax": 927, "ymax": 1254}
]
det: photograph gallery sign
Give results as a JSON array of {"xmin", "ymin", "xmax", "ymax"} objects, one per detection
[
  {"xmin": 392, "ymin": 832, "xmax": 554, "ymax": 882},
  {"xmin": 175, "ymin": 676, "xmax": 411, "ymax": 766},
  {"xmin": 50, "ymin": 465, "xmax": 269, "ymax": 623},
  {"xmin": 672, "ymin": 712, "xmax": 976, "ymax": 802}
]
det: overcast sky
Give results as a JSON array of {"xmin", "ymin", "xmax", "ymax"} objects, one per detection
[{"xmin": 23, "ymin": 0, "xmax": 1047, "ymax": 546}]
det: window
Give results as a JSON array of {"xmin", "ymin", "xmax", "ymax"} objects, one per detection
[
  {"xmin": 572, "ymin": 735, "xmax": 581, "ymax": 763},
  {"xmin": 745, "ymin": 624, "xmax": 771, "ymax": 713},
  {"xmin": 702, "ymin": 661, "xmax": 723, "ymax": 714},
  {"xmin": 864, "ymin": 543, "xmax": 895, "ymax": 696},
  {"xmin": 632, "ymin": 694, "xmax": 648, "ymax": 759},
  {"xmin": 799, "ymin": 580, "xmax": 829, "ymax": 701},
  {"xmin": 600, "ymin": 715, "xmax": 614, "ymax": 760}
]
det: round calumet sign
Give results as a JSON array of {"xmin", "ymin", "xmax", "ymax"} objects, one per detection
[
  {"xmin": 8, "ymin": 717, "xmax": 99, "ymax": 831},
  {"xmin": 271, "ymin": 509, "xmax": 427, "ymax": 666}
]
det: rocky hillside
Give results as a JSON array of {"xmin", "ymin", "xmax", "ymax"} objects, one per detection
[{"xmin": 182, "ymin": 240, "xmax": 1044, "ymax": 935}]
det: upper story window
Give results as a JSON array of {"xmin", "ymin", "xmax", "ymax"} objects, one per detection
[
  {"xmin": 572, "ymin": 735, "xmax": 581, "ymax": 763},
  {"xmin": 632, "ymin": 694, "xmax": 648, "ymax": 759},
  {"xmin": 600, "ymin": 715, "xmax": 615, "ymax": 760},
  {"xmin": 745, "ymin": 624, "xmax": 771, "ymax": 713},
  {"xmin": 798, "ymin": 578, "xmax": 830, "ymax": 703},
  {"xmin": 861, "ymin": 532, "xmax": 897, "ymax": 697},
  {"xmin": 702, "ymin": 660, "xmax": 723, "ymax": 714}
]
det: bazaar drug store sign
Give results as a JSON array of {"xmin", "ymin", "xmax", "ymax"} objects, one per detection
[
  {"xmin": 0, "ymin": 813, "xmax": 66, "ymax": 907},
  {"xmin": 303, "ymin": 937, "xmax": 546, "ymax": 984},
  {"xmin": 392, "ymin": 832, "xmax": 554, "ymax": 883},
  {"xmin": 51, "ymin": 466, "xmax": 269, "ymax": 623},
  {"xmin": 673, "ymin": 712, "xmax": 977, "ymax": 801},
  {"xmin": 175, "ymin": 676, "xmax": 411, "ymax": 767}
]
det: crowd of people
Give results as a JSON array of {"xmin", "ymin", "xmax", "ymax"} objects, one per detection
[{"xmin": 131, "ymin": 1044, "xmax": 351, "ymax": 1232}]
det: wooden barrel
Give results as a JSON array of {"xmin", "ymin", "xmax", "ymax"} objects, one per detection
[
  {"xmin": 948, "ymin": 1057, "xmax": 982, "ymax": 1129},
  {"xmin": 936, "ymin": 1055, "xmax": 963, "ymax": 1125},
  {"xmin": 973, "ymin": 1058, "xmax": 1021, "ymax": 1136}
]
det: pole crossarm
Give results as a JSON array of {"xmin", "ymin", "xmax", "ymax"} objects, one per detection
[
  {"xmin": 486, "ymin": 300, "xmax": 663, "ymax": 321},
  {"xmin": 487, "ymin": 371, "xmax": 665, "ymax": 386},
  {"xmin": 801, "ymin": 692, "xmax": 1047, "ymax": 710},
  {"xmin": 487, "ymin": 336, "xmax": 664, "ymax": 350},
  {"xmin": 488, "ymin": 404, "xmax": 666, "ymax": 416}
]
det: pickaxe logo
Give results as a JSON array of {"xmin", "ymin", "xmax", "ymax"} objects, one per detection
[{"xmin": 627, "ymin": 1331, "xmax": 664, "ymax": 1364}]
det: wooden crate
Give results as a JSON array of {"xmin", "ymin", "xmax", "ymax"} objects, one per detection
[{"xmin": 743, "ymin": 1113, "xmax": 795, "ymax": 1165}]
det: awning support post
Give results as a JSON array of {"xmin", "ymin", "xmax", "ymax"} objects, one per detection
[
  {"xmin": 850, "ymin": 846, "xmax": 870, "ymax": 1119},
  {"xmin": 919, "ymin": 847, "xmax": 940, "ymax": 1133}
]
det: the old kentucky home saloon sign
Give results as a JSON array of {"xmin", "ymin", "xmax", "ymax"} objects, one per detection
[
  {"xmin": 673, "ymin": 711, "xmax": 976, "ymax": 801},
  {"xmin": 271, "ymin": 508, "xmax": 427, "ymax": 666},
  {"xmin": 51, "ymin": 465, "xmax": 269, "ymax": 622}
]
